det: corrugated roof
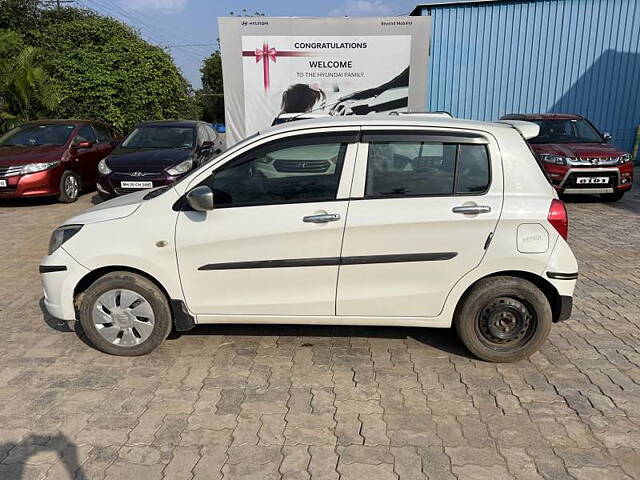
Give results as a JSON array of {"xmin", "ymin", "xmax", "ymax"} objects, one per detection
[{"xmin": 410, "ymin": 0, "xmax": 509, "ymax": 15}]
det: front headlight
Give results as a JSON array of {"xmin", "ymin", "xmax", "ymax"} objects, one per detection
[
  {"xmin": 166, "ymin": 158, "xmax": 193, "ymax": 176},
  {"xmin": 539, "ymin": 154, "xmax": 568, "ymax": 165},
  {"xmin": 98, "ymin": 158, "xmax": 112, "ymax": 175},
  {"xmin": 618, "ymin": 153, "xmax": 632, "ymax": 164},
  {"xmin": 48, "ymin": 224, "xmax": 83, "ymax": 255},
  {"xmin": 19, "ymin": 161, "xmax": 60, "ymax": 175}
]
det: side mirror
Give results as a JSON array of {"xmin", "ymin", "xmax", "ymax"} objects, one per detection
[
  {"xmin": 199, "ymin": 141, "xmax": 215, "ymax": 151},
  {"xmin": 77, "ymin": 141, "xmax": 93, "ymax": 149},
  {"xmin": 602, "ymin": 132, "xmax": 612, "ymax": 142},
  {"xmin": 186, "ymin": 185, "xmax": 214, "ymax": 212}
]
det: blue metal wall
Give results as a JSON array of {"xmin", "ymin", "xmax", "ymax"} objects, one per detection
[{"xmin": 416, "ymin": 0, "xmax": 640, "ymax": 153}]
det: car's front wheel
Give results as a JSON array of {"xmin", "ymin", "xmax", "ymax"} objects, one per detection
[
  {"xmin": 78, "ymin": 271, "xmax": 172, "ymax": 356},
  {"xmin": 58, "ymin": 171, "xmax": 81, "ymax": 203},
  {"xmin": 454, "ymin": 276, "xmax": 552, "ymax": 362}
]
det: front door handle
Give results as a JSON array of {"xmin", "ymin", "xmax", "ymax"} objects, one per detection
[
  {"xmin": 452, "ymin": 205, "xmax": 491, "ymax": 215},
  {"xmin": 303, "ymin": 213, "xmax": 341, "ymax": 223}
]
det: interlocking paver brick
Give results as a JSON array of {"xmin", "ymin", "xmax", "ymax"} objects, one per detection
[{"xmin": 2, "ymin": 180, "xmax": 640, "ymax": 478}]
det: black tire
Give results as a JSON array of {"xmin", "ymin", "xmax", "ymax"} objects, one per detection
[
  {"xmin": 58, "ymin": 170, "xmax": 81, "ymax": 203},
  {"xmin": 600, "ymin": 191, "xmax": 625, "ymax": 202},
  {"xmin": 454, "ymin": 276, "xmax": 552, "ymax": 363},
  {"xmin": 78, "ymin": 271, "xmax": 172, "ymax": 356},
  {"xmin": 97, "ymin": 191, "xmax": 113, "ymax": 201}
]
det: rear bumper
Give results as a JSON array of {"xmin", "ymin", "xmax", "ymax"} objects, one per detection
[{"xmin": 0, "ymin": 169, "xmax": 62, "ymax": 198}]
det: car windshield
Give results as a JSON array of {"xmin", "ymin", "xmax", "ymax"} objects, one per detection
[
  {"xmin": 122, "ymin": 126, "xmax": 195, "ymax": 149},
  {"xmin": 143, "ymin": 132, "xmax": 257, "ymax": 201},
  {"xmin": 529, "ymin": 119, "xmax": 603, "ymax": 144},
  {"xmin": 0, "ymin": 124, "xmax": 75, "ymax": 146}
]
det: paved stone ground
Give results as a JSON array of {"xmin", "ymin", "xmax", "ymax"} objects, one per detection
[{"xmin": 1, "ymin": 180, "xmax": 640, "ymax": 480}]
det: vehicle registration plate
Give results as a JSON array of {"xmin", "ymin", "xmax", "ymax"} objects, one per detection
[
  {"xmin": 121, "ymin": 181, "xmax": 153, "ymax": 189},
  {"xmin": 576, "ymin": 177, "xmax": 609, "ymax": 184},
  {"xmin": 0, "ymin": 180, "xmax": 6, "ymax": 187}
]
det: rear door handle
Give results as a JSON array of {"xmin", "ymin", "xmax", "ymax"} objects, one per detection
[
  {"xmin": 452, "ymin": 205, "xmax": 491, "ymax": 215},
  {"xmin": 303, "ymin": 213, "xmax": 341, "ymax": 223}
]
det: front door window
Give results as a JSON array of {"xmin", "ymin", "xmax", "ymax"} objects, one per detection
[{"xmin": 210, "ymin": 137, "xmax": 349, "ymax": 208}]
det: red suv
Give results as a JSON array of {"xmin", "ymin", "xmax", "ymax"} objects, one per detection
[
  {"xmin": 501, "ymin": 114, "xmax": 633, "ymax": 201},
  {"xmin": 0, "ymin": 120, "xmax": 116, "ymax": 203}
]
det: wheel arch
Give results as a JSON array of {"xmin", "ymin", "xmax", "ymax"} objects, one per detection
[
  {"xmin": 72, "ymin": 265, "xmax": 194, "ymax": 330},
  {"xmin": 454, "ymin": 270, "xmax": 564, "ymax": 323}
]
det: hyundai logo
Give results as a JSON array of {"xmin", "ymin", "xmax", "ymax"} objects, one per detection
[
  {"xmin": 296, "ymin": 162, "xmax": 308, "ymax": 169},
  {"xmin": 130, "ymin": 171, "xmax": 151, "ymax": 177}
]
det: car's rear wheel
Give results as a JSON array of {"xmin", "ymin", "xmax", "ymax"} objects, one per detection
[
  {"xmin": 600, "ymin": 191, "xmax": 625, "ymax": 202},
  {"xmin": 59, "ymin": 171, "xmax": 80, "ymax": 203},
  {"xmin": 78, "ymin": 271, "xmax": 172, "ymax": 356},
  {"xmin": 454, "ymin": 276, "xmax": 552, "ymax": 362}
]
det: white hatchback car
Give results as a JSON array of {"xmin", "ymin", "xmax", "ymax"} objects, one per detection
[{"xmin": 41, "ymin": 116, "xmax": 578, "ymax": 362}]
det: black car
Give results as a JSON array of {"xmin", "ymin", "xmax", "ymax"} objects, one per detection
[{"xmin": 97, "ymin": 120, "xmax": 222, "ymax": 197}]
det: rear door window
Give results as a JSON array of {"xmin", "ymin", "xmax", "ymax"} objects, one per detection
[
  {"xmin": 363, "ymin": 133, "xmax": 490, "ymax": 198},
  {"xmin": 366, "ymin": 141, "xmax": 457, "ymax": 197}
]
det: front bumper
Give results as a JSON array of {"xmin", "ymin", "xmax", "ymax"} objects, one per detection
[
  {"xmin": 0, "ymin": 169, "xmax": 62, "ymax": 198},
  {"xmin": 551, "ymin": 166, "xmax": 633, "ymax": 194},
  {"xmin": 40, "ymin": 246, "xmax": 90, "ymax": 321},
  {"xmin": 97, "ymin": 172, "xmax": 180, "ymax": 197}
]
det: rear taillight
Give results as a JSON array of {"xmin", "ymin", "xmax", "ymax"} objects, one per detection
[{"xmin": 548, "ymin": 199, "xmax": 568, "ymax": 240}]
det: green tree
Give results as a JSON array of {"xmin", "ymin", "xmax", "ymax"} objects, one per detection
[
  {"xmin": 199, "ymin": 52, "xmax": 224, "ymax": 123},
  {"xmin": 0, "ymin": 39, "xmax": 60, "ymax": 130},
  {"xmin": 0, "ymin": 0, "xmax": 43, "ymax": 32},
  {"xmin": 31, "ymin": 12, "xmax": 198, "ymax": 132},
  {"xmin": 198, "ymin": 9, "xmax": 265, "ymax": 124}
]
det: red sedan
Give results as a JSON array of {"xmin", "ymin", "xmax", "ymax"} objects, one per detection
[
  {"xmin": 0, "ymin": 120, "xmax": 117, "ymax": 203},
  {"xmin": 501, "ymin": 113, "xmax": 633, "ymax": 202}
]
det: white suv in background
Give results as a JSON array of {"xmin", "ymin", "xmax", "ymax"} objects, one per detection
[{"xmin": 40, "ymin": 116, "xmax": 578, "ymax": 362}]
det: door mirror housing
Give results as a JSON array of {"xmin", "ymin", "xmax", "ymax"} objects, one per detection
[
  {"xmin": 77, "ymin": 140, "xmax": 93, "ymax": 149},
  {"xmin": 186, "ymin": 185, "xmax": 215, "ymax": 212},
  {"xmin": 602, "ymin": 132, "xmax": 612, "ymax": 142},
  {"xmin": 199, "ymin": 141, "xmax": 215, "ymax": 151}
]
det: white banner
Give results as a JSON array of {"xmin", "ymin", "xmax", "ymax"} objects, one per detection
[{"xmin": 219, "ymin": 17, "xmax": 431, "ymax": 145}]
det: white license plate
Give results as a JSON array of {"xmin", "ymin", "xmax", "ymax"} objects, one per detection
[
  {"xmin": 121, "ymin": 181, "xmax": 153, "ymax": 189},
  {"xmin": 0, "ymin": 180, "xmax": 6, "ymax": 187},
  {"xmin": 576, "ymin": 176, "xmax": 609, "ymax": 184}
]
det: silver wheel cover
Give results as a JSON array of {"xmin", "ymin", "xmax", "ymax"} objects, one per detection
[
  {"xmin": 65, "ymin": 175, "xmax": 79, "ymax": 198},
  {"xmin": 92, "ymin": 289, "xmax": 156, "ymax": 346}
]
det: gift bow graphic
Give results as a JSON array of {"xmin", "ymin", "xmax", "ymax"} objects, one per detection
[
  {"xmin": 254, "ymin": 44, "xmax": 277, "ymax": 90},
  {"xmin": 242, "ymin": 43, "xmax": 314, "ymax": 92}
]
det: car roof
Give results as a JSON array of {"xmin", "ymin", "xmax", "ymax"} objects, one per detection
[
  {"xmin": 23, "ymin": 119, "xmax": 93, "ymax": 126},
  {"xmin": 501, "ymin": 113, "xmax": 584, "ymax": 121},
  {"xmin": 138, "ymin": 120, "xmax": 201, "ymax": 128},
  {"xmin": 258, "ymin": 115, "xmax": 515, "ymax": 137}
]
